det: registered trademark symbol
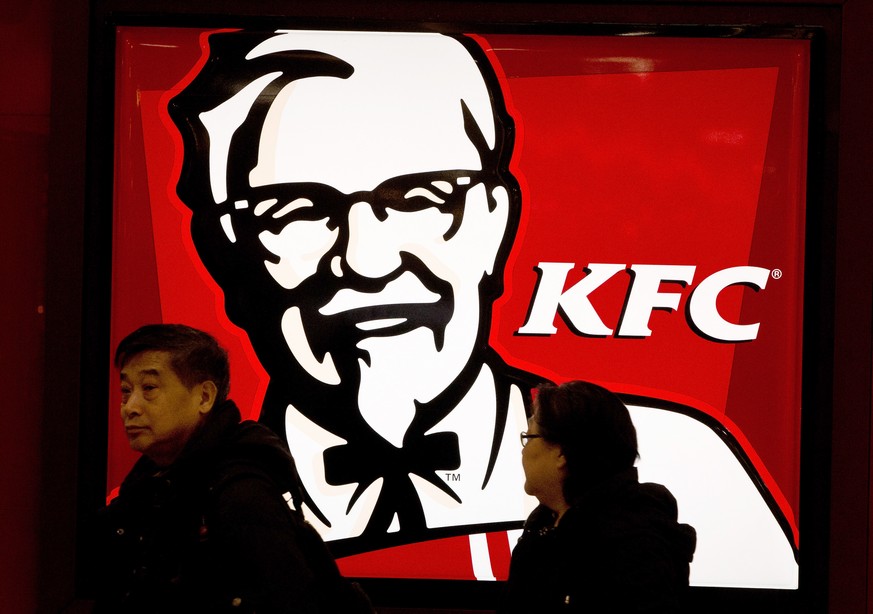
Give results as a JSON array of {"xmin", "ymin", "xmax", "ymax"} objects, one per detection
[{"xmin": 771, "ymin": 269, "xmax": 783, "ymax": 280}]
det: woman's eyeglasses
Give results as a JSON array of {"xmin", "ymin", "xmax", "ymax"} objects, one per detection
[{"xmin": 519, "ymin": 431, "xmax": 545, "ymax": 448}]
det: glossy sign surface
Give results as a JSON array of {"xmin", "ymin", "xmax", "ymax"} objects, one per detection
[{"xmin": 110, "ymin": 27, "xmax": 808, "ymax": 589}]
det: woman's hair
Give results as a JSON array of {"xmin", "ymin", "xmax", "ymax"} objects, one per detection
[{"xmin": 533, "ymin": 380, "xmax": 638, "ymax": 501}]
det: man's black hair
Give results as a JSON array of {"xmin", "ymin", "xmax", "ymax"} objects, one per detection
[{"xmin": 115, "ymin": 323, "xmax": 231, "ymax": 404}]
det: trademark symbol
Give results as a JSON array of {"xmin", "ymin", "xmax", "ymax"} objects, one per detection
[
  {"xmin": 444, "ymin": 472, "xmax": 461, "ymax": 482},
  {"xmin": 771, "ymin": 269, "xmax": 783, "ymax": 280}
]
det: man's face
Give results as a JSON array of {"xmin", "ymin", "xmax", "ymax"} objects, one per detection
[
  {"xmin": 202, "ymin": 33, "xmax": 513, "ymax": 443},
  {"xmin": 119, "ymin": 351, "xmax": 210, "ymax": 466}
]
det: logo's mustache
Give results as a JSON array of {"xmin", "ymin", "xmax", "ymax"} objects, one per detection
[
  {"xmin": 319, "ymin": 271, "xmax": 441, "ymax": 316},
  {"xmin": 260, "ymin": 252, "xmax": 456, "ymax": 367}
]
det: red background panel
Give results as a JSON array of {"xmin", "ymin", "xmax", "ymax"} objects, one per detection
[{"xmin": 109, "ymin": 28, "xmax": 808, "ymax": 558}]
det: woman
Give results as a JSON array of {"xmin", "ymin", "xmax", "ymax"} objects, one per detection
[{"xmin": 501, "ymin": 380, "xmax": 697, "ymax": 613}]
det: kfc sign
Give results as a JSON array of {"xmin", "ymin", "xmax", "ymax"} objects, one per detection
[
  {"xmin": 110, "ymin": 26, "xmax": 809, "ymax": 590},
  {"xmin": 520, "ymin": 263, "xmax": 773, "ymax": 341}
]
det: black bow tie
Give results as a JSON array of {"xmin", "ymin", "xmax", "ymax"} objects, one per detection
[{"xmin": 322, "ymin": 430, "xmax": 461, "ymax": 535}]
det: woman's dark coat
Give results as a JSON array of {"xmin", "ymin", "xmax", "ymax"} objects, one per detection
[{"xmin": 501, "ymin": 468, "xmax": 697, "ymax": 613}]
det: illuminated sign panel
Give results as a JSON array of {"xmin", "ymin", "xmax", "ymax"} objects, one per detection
[{"xmin": 110, "ymin": 26, "xmax": 808, "ymax": 590}]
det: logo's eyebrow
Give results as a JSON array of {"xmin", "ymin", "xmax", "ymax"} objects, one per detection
[
  {"xmin": 404, "ymin": 187, "xmax": 448, "ymax": 204},
  {"xmin": 271, "ymin": 198, "xmax": 315, "ymax": 219},
  {"xmin": 430, "ymin": 180, "xmax": 454, "ymax": 193},
  {"xmin": 253, "ymin": 198, "xmax": 278, "ymax": 217}
]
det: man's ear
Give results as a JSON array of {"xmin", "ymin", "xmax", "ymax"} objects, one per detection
[{"xmin": 198, "ymin": 381, "xmax": 218, "ymax": 414}]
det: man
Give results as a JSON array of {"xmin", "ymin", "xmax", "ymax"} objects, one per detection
[
  {"xmin": 94, "ymin": 324, "xmax": 372, "ymax": 613},
  {"xmin": 167, "ymin": 29, "xmax": 797, "ymax": 586}
]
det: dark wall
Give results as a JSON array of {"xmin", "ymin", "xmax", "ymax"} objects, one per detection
[
  {"xmin": 0, "ymin": 0, "xmax": 50, "ymax": 612},
  {"xmin": 827, "ymin": 1, "xmax": 873, "ymax": 611},
  {"xmin": 0, "ymin": 1, "xmax": 869, "ymax": 613}
]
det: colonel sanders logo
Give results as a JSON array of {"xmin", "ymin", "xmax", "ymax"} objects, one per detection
[{"xmin": 168, "ymin": 29, "xmax": 797, "ymax": 587}]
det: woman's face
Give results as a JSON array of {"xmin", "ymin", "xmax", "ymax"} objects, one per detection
[{"xmin": 521, "ymin": 409, "xmax": 567, "ymax": 509}]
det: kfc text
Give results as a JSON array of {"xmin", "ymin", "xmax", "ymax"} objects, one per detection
[{"xmin": 518, "ymin": 264, "xmax": 773, "ymax": 342}]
